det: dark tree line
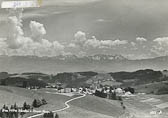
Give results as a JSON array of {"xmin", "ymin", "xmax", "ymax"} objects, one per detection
[
  {"xmin": 94, "ymin": 90, "xmax": 107, "ymax": 98},
  {"xmin": 43, "ymin": 112, "xmax": 59, "ymax": 118},
  {"xmin": 0, "ymin": 98, "xmax": 48, "ymax": 118},
  {"xmin": 0, "ymin": 103, "xmax": 27, "ymax": 118}
]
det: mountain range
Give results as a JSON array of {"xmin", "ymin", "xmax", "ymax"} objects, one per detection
[{"xmin": 0, "ymin": 54, "xmax": 168, "ymax": 73}]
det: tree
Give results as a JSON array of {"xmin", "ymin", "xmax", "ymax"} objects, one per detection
[
  {"xmin": 1, "ymin": 79, "xmax": 6, "ymax": 85},
  {"xmin": 124, "ymin": 87, "xmax": 135, "ymax": 94},
  {"xmin": 3, "ymin": 104, "xmax": 6, "ymax": 109},
  {"xmin": 23, "ymin": 81, "xmax": 28, "ymax": 88},
  {"xmin": 43, "ymin": 111, "xmax": 54, "ymax": 118},
  {"xmin": 118, "ymin": 96, "xmax": 123, "ymax": 101},
  {"xmin": 23, "ymin": 102, "xmax": 27, "ymax": 110},
  {"xmin": 55, "ymin": 113, "xmax": 59, "ymax": 118},
  {"xmin": 32, "ymin": 99, "xmax": 42, "ymax": 108},
  {"xmin": 32, "ymin": 99, "xmax": 37, "ymax": 108},
  {"xmin": 0, "ymin": 109, "xmax": 2, "ymax": 118},
  {"xmin": 120, "ymin": 101, "xmax": 123, "ymax": 106},
  {"xmin": 111, "ymin": 91, "xmax": 117, "ymax": 100},
  {"xmin": 41, "ymin": 98, "xmax": 47, "ymax": 105},
  {"xmin": 123, "ymin": 106, "xmax": 126, "ymax": 110}
]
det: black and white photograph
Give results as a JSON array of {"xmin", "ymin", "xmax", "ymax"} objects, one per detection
[{"xmin": 0, "ymin": 0, "xmax": 168, "ymax": 118}]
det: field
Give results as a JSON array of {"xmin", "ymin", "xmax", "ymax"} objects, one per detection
[
  {"xmin": 70, "ymin": 95, "xmax": 123, "ymax": 117},
  {"xmin": 122, "ymin": 94, "xmax": 168, "ymax": 118},
  {"xmin": 0, "ymin": 86, "xmax": 124, "ymax": 118},
  {"xmin": 1, "ymin": 85, "xmax": 168, "ymax": 118},
  {"xmin": 0, "ymin": 86, "xmax": 35, "ymax": 107},
  {"xmin": 0, "ymin": 86, "xmax": 69, "ymax": 118},
  {"xmin": 134, "ymin": 81, "xmax": 168, "ymax": 94}
]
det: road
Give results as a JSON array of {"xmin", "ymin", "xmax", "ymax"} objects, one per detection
[{"xmin": 27, "ymin": 93, "xmax": 86, "ymax": 118}]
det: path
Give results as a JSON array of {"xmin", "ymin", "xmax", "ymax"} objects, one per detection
[{"xmin": 27, "ymin": 93, "xmax": 86, "ymax": 118}]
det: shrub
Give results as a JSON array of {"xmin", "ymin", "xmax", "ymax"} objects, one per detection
[
  {"xmin": 41, "ymin": 98, "xmax": 47, "ymax": 105},
  {"xmin": 157, "ymin": 87, "xmax": 168, "ymax": 95},
  {"xmin": 123, "ymin": 106, "xmax": 126, "ymax": 110},
  {"xmin": 55, "ymin": 113, "xmax": 59, "ymax": 118},
  {"xmin": 111, "ymin": 92, "xmax": 117, "ymax": 100},
  {"xmin": 43, "ymin": 111, "xmax": 54, "ymax": 118},
  {"xmin": 118, "ymin": 96, "xmax": 123, "ymax": 101},
  {"xmin": 94, "ymin": 90, "xmax": 107, "ymax": 98},
  {"xmin": 32, "ymin": 99, "xmax": 42, "ymax": 108},
  {"xmin": 124, "ymin": 87, "xmax": 135, "ymax": 94}
]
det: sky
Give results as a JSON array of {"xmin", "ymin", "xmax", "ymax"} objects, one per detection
[{"xmin": 1, "ymin": 0, "xmax": 168, "ymax": 59}]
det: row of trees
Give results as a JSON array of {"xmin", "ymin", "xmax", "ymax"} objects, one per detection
[
  {"xmin": 0, "ymin": 103, "xmax": 28, "ymax": 118},
  {"xmin": 0, "ymin": 98, "xmax": 48, "ymax": 118}
]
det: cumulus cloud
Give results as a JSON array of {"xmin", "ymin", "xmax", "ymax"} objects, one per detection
[
  {"xmin": 152, "ymin": 37, "xmax": 168, "ymax": 56},
  {"xmin": 96, "ymin": 19, "xmax": 112, "ymax": 23},
  {"xmin": 84, "ymin": 36, "xmax": 100, "ymax": 48},
  {"xmin": 0, "ymin": 9, "xmax": 65, "ymax": 57},
  {"xmin": 30, "ymin": 21, "xmax": 46, "ymax": 42},
  {"xmin": 103, "ymin": 39, "xmax": 128, "ymax": 46},
  {"xmin": 0, "ymin": 38, "xmax": 7, "ymax": 55},
  {"xmin": 74, "ymin": 31, "xmax": 128, "ymax": 49},
  {"xmin": 53, "ymin": 41, "xmax": 65, "ymax": 50},
  {"xmin": 74, "ymin": 31, "xmax": 87, "ymax": 46},
  {"xmin": 67, "ymin": 43, "xmax": 77, "ymax": 48},
  {"xmin": 131, "ymin": 42, "xmax": 136, "ymax": 47},
  {"xmin": 85, "ymin": 38, "xmax": 128, "ymax": 48},
  {"xmin": 136, "ymin": 37, "xmax": 147, "ymax": 42},
  {"xmin": 6, "ymin": 16, "xmax": 24, "ymax": 49},
  {"xmin": 153, "ymin": 37, "xmax": 168, "ymax": 45}
]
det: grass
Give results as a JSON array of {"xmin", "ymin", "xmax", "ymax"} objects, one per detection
[
  {"xmin": 134, "ymin": 81, "xmax": 168, "ymax": 94},
  {"xmin": 58, "ymin": 106, "xmax": 114, "ymax": 118},
  {"xmin": 0, "ymin": 86, "xmax": 35, "ymax": 107},
  {"xmin": 0, "ymin": 86, "xmax": 69, "ymax": 114},
  {"xmin": 70, "ymin": 95, "xmax": 123, "ymax": 117},
  {"xmin": 122, "ymin": 93, "xmax": 168, "ymax": 118}
]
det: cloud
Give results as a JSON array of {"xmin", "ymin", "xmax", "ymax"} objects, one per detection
[
  {"xmin": 74, "ymin": 31, "xmax": 128, "ymax": 49},
  {"xmin": 125, "ymin": 53, "xmax": 153, "ymax": 60},
  {"xmin": 5, "ymin": 16, "xmax": 24, "ymax": 49},
  {"xmin": 96, "ymin": 19, "xmax": 105, "ymax": 22},
  {"xmin": 53, "ymin": 41, "xmax": 65, "ymax": 50},
  {"xmin": 43, "ymin": 0, "xmax": 101, "ymax": 7},
  {"xmin": 0, "ymin": 9, "xmax": 65, "ymax": 57},
  {"xmin": 30, "ymin": 21, "xmax": 46, "ymax": 42},
  {"xmin": 67, "ymin": 43, "xmax": 77, "ymax": 48},
  {"xmin": 152, "ymin": 37, "xmax": 168, "ymax": 56},
  {"xmin": 84, "ymin": 36, "xmax": 100, "ymax": 48},
  {"xmin": 136, "ymin": 37, "xmax": 147, "ymax": 42},
  {"xmin": 102, "ymin": 39, "xmax": 128, "ymax": 46},
  {"xmin": 0, "ymin": 38, "xmax": 7, "ymax": 55},
  {"xmin": 153, "ymin": 37, "xmax": 168, "ymax": 45},
  {"xmin": 74, "ymin": 31, "xmax": 87, "ymax": 46},
  {"xmin": 96, "ymin": 19, "xmax": 112, "ymax": 23},
  {"xmin": 131, "ymin": 42, "xmax": 136, "ymax": 46}
]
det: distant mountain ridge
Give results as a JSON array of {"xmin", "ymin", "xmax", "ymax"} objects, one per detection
[
  {"xmin": 0, "ymin": 54, "xmax": 168, "ymax": 73},
  {"xmin": 0, "ymin": 54, "xmax": 126, "ymax": 61}
]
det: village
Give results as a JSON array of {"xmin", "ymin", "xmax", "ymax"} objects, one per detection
[{"xmin": 44, "ymin": 78, "xmax": 135, "ymax": 100}]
